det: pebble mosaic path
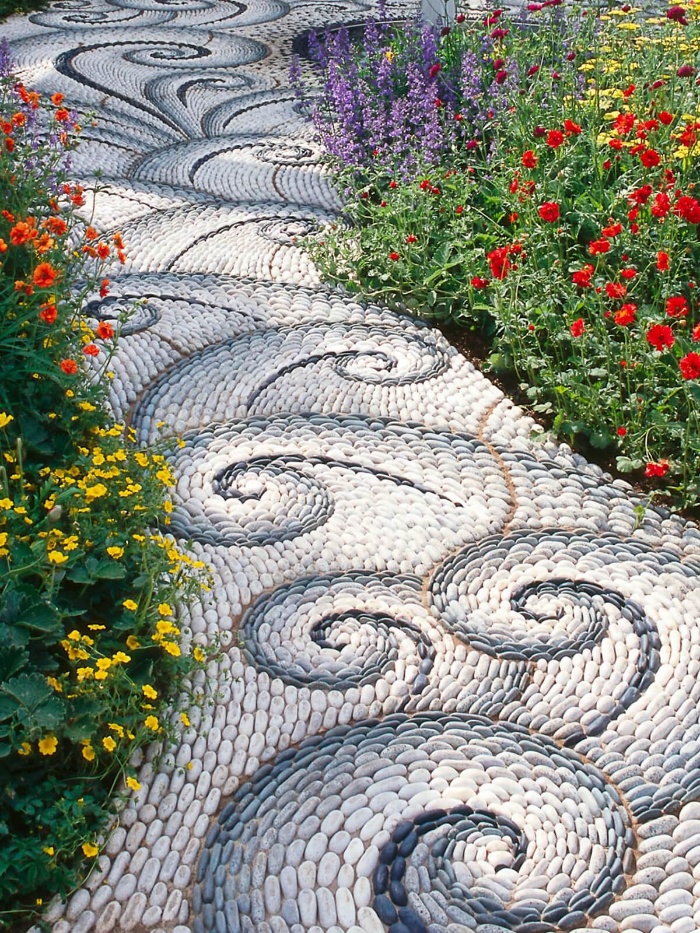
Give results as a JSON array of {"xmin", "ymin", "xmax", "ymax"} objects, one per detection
[{"xmin": 6, "ymin": 2, "xmax": 700, "ymax": 932}]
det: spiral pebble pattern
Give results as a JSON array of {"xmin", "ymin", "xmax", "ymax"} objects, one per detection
[{"xmin": 7, "ymin": 1, "xmax": 700, "ymax": 933}]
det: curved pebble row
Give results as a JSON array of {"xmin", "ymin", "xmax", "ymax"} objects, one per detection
[{"xmin": 6, "ymin": 1, "xmax": 700, "ymax": 932}]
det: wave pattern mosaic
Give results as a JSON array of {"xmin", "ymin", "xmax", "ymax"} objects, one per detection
[{"xmin": 6, "ymin": 1, "xmax": 700, "ymax": 932}]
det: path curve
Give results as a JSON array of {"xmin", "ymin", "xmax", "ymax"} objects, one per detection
[{"xmin": 6, "ymin": 2, "xmax": 700, "ymax": 932}]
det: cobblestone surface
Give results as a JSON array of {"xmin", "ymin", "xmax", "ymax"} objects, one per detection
[{"xmin": 6, "ymin": 1, "xmax": 700, "ymax": 932}]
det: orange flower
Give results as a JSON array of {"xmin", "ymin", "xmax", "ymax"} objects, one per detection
[
  {"xmin": 33, "ymin": 262, "xmax": 58, "ymax": 288},
  {"xmin": 83, "ymin": 344, "xmax": 99, "ymax": 357},
  {"xmin": 4, "ymin": 137, "xmax": 13, "ymax": 152},
  {"xmin": 10, "ymin": 220, "xmax": 37, "ymax": 245},
  {"xmin": 100, "ymin": 279, "xmax": 110, "ymax": 298},
  {"xmin": 60, "ymin": 359, "xmax": 77, "ymax": 374},
  {"xmin": 34, "ymin": 233, "xmax": 55, "ymax": 254},
  {"xmin": 96, "ymin": 242, "xmax": 110, "ymax": 260},
  {"xmin": 0, "ymin": 239, "xmax": 7, "ymax": 253},
  {"xmin": 43, "ymin": 216, "xmax": 67, "ymax": 236},
  {"xmin": 12, "ymin": 112, "xmax": 26, "ymax": 127},
  {"xmin": 112, "ymin": 232, "xmax": 125, "ymax": 250},
  {"xmin": 1, "ymin": 210, "xmax": 15, "ymax": 223},
  {"xmin": 82, "ymin": 245, "xmax": 97, "ymax": 258},
  {"xmin": 54, "ymin": 108, "xmax": 69, "ymax": 123},
  {"xmin": 85, "ymin": 226, "xmax": 99, "ymax": 241},
  {"xmin": 40, "ymin": 303, "xmax": 58, "ymax": 324},
  {"xmin": 51, "ymin": 92, "xmax": 65, "ymax": 106},
  {"xmin": 96, "ymin": 321, "xmax": 114, "ymax": 340}
]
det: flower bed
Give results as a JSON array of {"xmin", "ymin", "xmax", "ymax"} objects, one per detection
[
  {"xmin": 0, "ymin": 48, "xmax": 207, "ymax": 926},
  {"xmin": 297, "ymin": 0, "xmax": 700, "ymax": 508}
]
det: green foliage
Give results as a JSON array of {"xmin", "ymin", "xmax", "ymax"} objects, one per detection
[
  {"xmin": 0, "ymin": 0, "xmax": 47, "ymax": 22},
  {"xmin": 310, "ymin": 3, "xmax": 700, "ymax": 507}
]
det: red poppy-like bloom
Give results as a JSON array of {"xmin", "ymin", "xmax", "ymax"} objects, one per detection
[
  {"xmin": 538, "ymin": 202, "xmax": 560, "ymax": 222},
  {"xmin": 570, "ymin": 318, "xmax": 585, "ymax": 337},
  {"xmin": 33, "ymin": 262, "xmax": 58, "ymax": 288},
  {"xmin": 428, "ymin": 63, "xmax": 441, "ymax": 79},
  {"xmin": 602, "ymin": 222, "xmax": 622, "ymax": 237},
  {"xmin": 522, "ymin": 149, "xmax": 537, "ymax": 168},
  {"xmin": 606, "ymin": 282, "xmax": 627, "ymax": 299},
  {"xmin": 640, "ymin": 149, "xmax": 661, "ymax": 168},
  {"xmin": 564, "ymin": 119, "xmax": 581, "ymax": 135},
  {"xmin": 651, "ymin": 192, "xmax": 671, "ymax": 218},
  {"xmin": 572, "ymin": 264, "xmax": 594, "ymax": 287},
  {"xmin": 60, "ymin": 358, "xmax": 77, "ymax": 374},
  {"xmin": 455, "ymin": 205, "xmax": 464, "ymax": 214},
  {"xmin": 495, "ymin": 69, "xmax": 508, "ymax": 84},
  {"xmin": 51, "ymin": 92, "xmax": 65, "ymax": 106},
  {"xmin": 546, "ymin": 129, "xmax": 565, "ymax": 148},
  {"xmin": 405, "ymin": 234, "xmax": 417, "ymax": 244},
  {"xmin": 10, "ymin": 220, "xmax": 37, "ymax": 246},
  {"xmin": 487, "ymin": 246, "xmax": 511, "ymax": 279},
  {"xmin": 39, "ymin": 303, "xmax": 57, "ymax": 324},
  {"xmin": 680, "ymin": 351, "xmax": 700, "ymax": 379},
  {"xmin": 667, "ymin": 5, "xmax": 688, "ymax": 23},
  {"xmin": 588, "ymin": 238, "xmax": 610, "ymax": 255},
  {"xmin": 666, "ymin": 295, "xmax": 689, "ymax": 317},
  {"xmin": 677, "ymin": 65, "xmax": 696, "ymax": 78},
  {"xmin": 629, "ymin": 185, "xmax": 653, "ymax": 205},
  {"xmin": 54, "ymin": 108, "xmax": 69, "ymax": 123},
  {"xmin": 646, "ymin": 459, "xmax": 670, "ymax": 477},
  {"xmin": 389, "ymin": 252, "xmax": 400, "ymax": 261},
  {"xmin": 657, "ymin": 251, "xmax": 670, "ymax": 271},
  {"xmin": 693, "ymin": 323, "xmax": 700, "ymax": 342},
  {"xmin": 646, "ymin": 323, "xmax": 675, "ymax": 350},
  {"xmin": 100, "ymin": 279, "xmax": 110, "ymax": 298},
  {"xmin": 527, "ymin": 64, "xmax": 540, "ymax": 76},
  {"xmin": 96, "ymin": 242, "xmax": 110, "ymax": 260},
  {"xmin": 617, "ymin": 427, "xmax": 627, "ymax": 437},
  {"xmin": 96, "ymin": 321, "xmax": 115, "ymax": 340},
  {"xmin": 471, "ymin": 276, "xmax": 490, "ymax": 289},
  {"xmin": 621, "ymin": 268, "xmax": 637, "ymax": 279},
  {"xmin": 658, "ymin": 110, "xmax": 674, "ymax": 125},
  {"xmin": 83, "ymin": 343, "xmax": 100, "ymax": 357},
  {"xmin": 389, "ymin": 181, "xmax": 397, "ymax": 189},
  {"xmin": 614, "ymin": 303, "xmax": 637, "ymax": 326},
  {"xmin": 675, "ymin": 196, "xmax": 700, "ymax": 223}
]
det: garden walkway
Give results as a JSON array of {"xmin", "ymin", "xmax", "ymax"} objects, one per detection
[{"xmin": 6, "ymin": 2, "xmax": 700, "ymax": 932}]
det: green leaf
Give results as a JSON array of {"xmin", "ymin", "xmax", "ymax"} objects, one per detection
[
  {"xmin": 93, "ymin": 560, "xmax": 127, "ymax": 580},
  {"xmin": 616, "ymin": 456, "xmax": 643, "ymax": 473},
  {"xmin": 18, "ymin": 603, "xmax": 61, "ymax": 635},
  {"xmin": 589, "ymin": 431, "xmax": 613, "ymax": 450}
]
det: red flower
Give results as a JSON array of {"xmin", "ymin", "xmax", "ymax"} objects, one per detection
[
  {"xmin": 389, "ymin": 181, "xmax": 397, "ymax": 189},
  {"xmin": 538, "ymin": 202, "xmax": 560, "ymax": 222},
  {"xmin": 680, "ymin": 351, "xmax": 700, "ymax": 379},
  {"xmin": 588, "ymin": 238, "xmax": 610, "ymax": 255},
  {"xmin": 522, "ymin": 149, "xmax": 538, "ymax": 168},
  {"xmin": 623, "ymin": 84, "xmax": 636, "ymax": 99},
  {"xmin": 564, "ymin": 119, "xmax": 581, "ymax": 135},
  {"xmin": 60, "ymin": 358, "xmax": 77, "ymax": 374},
  {"xmin": 546, "ymin": 129, "xmax": 564, "ymax": 148},
  {"xmin": 97, "ymin": 242, "xmax": 110, "ymax": 260},
  {"xmin": 428, "ymin": 63, "xmax": 441, "ymax": 79},
  {"xmin": 646, "ymin": 323, "xmax": 675, "ymax": 351},
  {"xmin": 491, "ymin": 28, "xmax": 508, "ymax": 39},
  {"xmin": 658, "ymin": 111, "xmax": 674, "ymax": 125},
  {"xmin": 495, "ymin": 69, "xmax": 508, "ymax": 84},
  {"xmin": 10, "ymin": 220, "xmax": 37, "ymax": 246},
  {"xmin": 666, "ymin": 295, "xmax": 689, "ymax": 317},
  {"xmin": 693, "ymin": 322, "xmax": 700, "ymax": 341},
  {"xmin": 51, "ymin": 92, "xmax": 65, "ymax": 106},
  {"xmin": 487, "ymin": 246, "xmax": 511, "ymax": 279},
  {"xmin": 657, "ymin": 251, "xmax": 670, "ymax": 271},
  {"xmin": 455, "ymin": 205, "xmax": 464, "ymax": 214},
  {"xmin": 601, "ymin": 222, "xmax": 622, "ymax": 237},
  {"xmin": 33, "ymin": 262, "xmax": 58, "ymax": 288},
  {"xmin": 389, "ymin": 252, "xmax": 400, "ymax": 261},
  {"xmin": 651, "ymin": 192, "xmax": 671, "ymax": 218},
  {"xmin": 614, "ymin": 113, "xmax": 636, "ymax": 136},
  {"xmin": 471, "ymin": 276, "xmax": 490, "ymax": 288},
  {"xmin": 629, "ymin": 185, "xmax": 652, "ymax": 205},
  {"xmin": 572, "ymin": 264, "xmax": 594, "ymax": 287},
  {"xmin": 605, "ymin": 282, "xmax": 627, "ymax": 299},
  {"xmin": 533, "ymin": 126, "xmax": 546, "ymax": 138},
  {"xmin": 667, "ymin": 5, "xmax": 688, "ymax": 23},
  {"xmin": 39, "ymin": 303, "xmax": 57, "ymax": 324},
  {"xmin": 527, "ymin": 64, "xmax": 540, "ymax": 77},
  {"xmin": 96, "ymin": 321, "xmax": 114, "ymax": 340},
  {"xmin": 614, "ymin": 303, "xmax": 637, "ymax": 326},
  {"xmin": 570, "ymin": 318, "xmax": 585, "ymax": 337},
  {"xmin": 621, "ymin": 268, "xmax": 637, "ymax": 279},
  {"xmin": 645, "ymin": 460, "xmax": 670, "ymax": 477},
  {"xmin": 677, "ymin": 65, "xmax": 696, "ymax": 78},
  {"xmin": 83, "ymin": 344, "xmax": 99, "ymax": 357},
  {"xmin": 100, "ymin": 279, "xmax": 110, "ymax": 298},
  {"xmin": 616, "ymin": 427, "xmax": 627, "ymax": 437},
  {"xmin": 640, "ymin": 149, "xmax": 661, "ymax": 168},
  {"xmin": 674, "ymin": 196, "xmax": 700, "ymax": 223}
]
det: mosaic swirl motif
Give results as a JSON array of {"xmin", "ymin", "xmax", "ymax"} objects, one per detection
[
  {"xmin": 191, "ymin": 714, "xmax": 633, "ymax": 933},
  {"xmin": 9, "ymin": 0, "xmax": 700, "ymax": 931}
]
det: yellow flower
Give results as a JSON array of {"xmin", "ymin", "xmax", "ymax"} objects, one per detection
[
  {"xmin": 180, "ymin": 712, "xmax": 190, "ymax": 727},
  {"xmin": 144, "ymin": 715, "xmax": 160, "ymax": 731},
  {"xmin": 193, "ymin": 646, "xmax": 205, "ymax": 662},
  {"xmin": 0, "ymin": 498, "xmax": 12, "ymax": 510},
  {"xmin": 38, "ymin": 734, "xmax": 58, "ymax": 756},
  {"xmin": 82, "ymin": 842, "xmax": 99, "ymax": 858},
  {"xmin": 112, "ymin": 651, "xmax": 131, "ymax": 664},
  {"xmin": 126, "ymin": 776, "xmax": 141, "ymax": 792},
  {"xmin": 161, "ymin": 641, "xmax": 181, "ymax": 657},
  {"xmin": 43, "ymin": 846, "xmax": 55, "ymax": 856},
  {"xmin": 48, "ymin": 550, "xmax": 69, "ymax": 565},
  {"xmin": 63, "ymin": 535, "xmax": 79, "ymax": 551},
  {"xmin": 46, "ymin": 676, "xmax": 63, "ymax": 692},
  {"xmin": 84, "ymin": 483, "xmax": 108, "ymax": 502},
  {"xmin": 102, "ymin": 736, "xmax": 117, "ymax": 752},
  {"xmin": 158, "ymin": 603, "xmax": 173, "ymax": 616},
  {"xmin": 106, "ymin": 546, "xmax": 124, "ymax": 559},
  {"xmin": 123, "ymin": 599, "xmax": 138, "ymax": 611},
  {"xmin": 81, "ymin": 742, "xmax": 96, "ymax": 761},
  {"xmin": 96, "ymin": 658, "xmax": 112, "ymax": 671},
  {"xmin": 76, "ymin": 667, "xmax": 94, "ymax": 682},
  {"xmin": 88, "ymin": 624, "xmax": 106, "ymax": 631},
  {"xmin": 0, "ymin": 532, "xmax": 8, "ymax": 548},
  {"xmin": 126, "ymin": 635, "xmax": 140, "ymax": 650},
  {"xmin": 108, "ymin": 723, "xmax": 124, "ymax": 737},
  {"xmin": 135, "ymin": 452, "xmax": 149, "ymax": 467},
  {"xmin": 156, "ymin": 619, "xmax": 180, "ymax": 637},
  {"xmin": 67, "ymin": 630, "xmax": 81, "ymax": 641},
  {"xmin": 94, "ymin": 670, "xmax": 109, "ymax": 681},
  {"xmin": 18, "ymin": 742, "xmax": 31, "ymax": 756},
  {"xmin": 0, "ymin": 412, "xmax": 14, "ymax": 430},
  {"xmin": 142, "ymin": 684, "xmax": 157, "ymax": 699}
]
